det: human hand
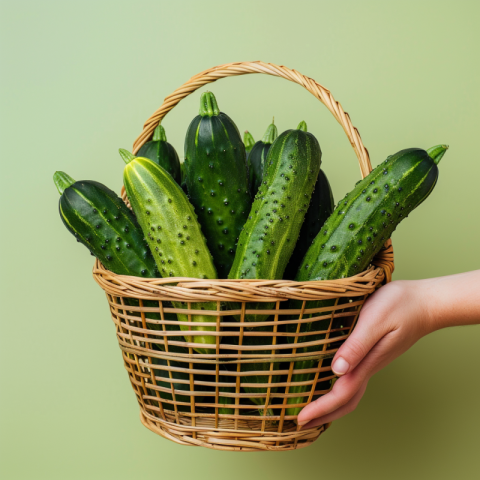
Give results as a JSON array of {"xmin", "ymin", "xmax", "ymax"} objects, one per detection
[{"xmin": 297, "ymin": 279, "xmax": 435, "ymax": 428}]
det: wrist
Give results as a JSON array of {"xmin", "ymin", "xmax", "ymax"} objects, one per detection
[{"xmin": 397, "ymin": 278, "xmax": 444, "ymax": 336}]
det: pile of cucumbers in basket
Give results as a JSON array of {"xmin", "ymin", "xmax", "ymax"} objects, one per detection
[{"xmin": 54, "ymin": 91, "xmax": 447, "ymax": 416}]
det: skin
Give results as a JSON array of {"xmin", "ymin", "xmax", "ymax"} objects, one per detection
[{"xmin": 297, "ymin": 270, "xmax": 480, "ymax": 428}]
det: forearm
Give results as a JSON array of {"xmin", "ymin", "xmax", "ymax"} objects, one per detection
[{"xmin": 418, "ymin": 270, "xmax": 480, "ymax": 332}]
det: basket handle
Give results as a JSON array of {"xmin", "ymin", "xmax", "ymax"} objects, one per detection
[{"xmin": 132, "ymin": 60, "xmax": 372, "ymax": 179}]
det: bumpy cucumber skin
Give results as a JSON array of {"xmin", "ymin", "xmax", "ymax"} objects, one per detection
[
  {"xmin": 59, "ymin": 180, "xmax": 157, "ymax": 278},
  {"xmin": 298, "ymin": 148, "xmax": 438, "ymax": 281},
  {"xmin": 184, "ymin": 111, "xmax": 251, "ymax": 278},
  {"xmin": 137, "ymin": 137, "xmax": 181, "ymax": 184},
  {"xmin": 284, "ymin": 169, "xmax": 334, "ymax": 280},
  {"xmin": 285, "ymin": 148, "xmax": 440, "ymax": 415},
  {"xmin": 123, "ymin": 157, "xmax": 218, "ymax": 354},
  {"xmin": 228, "ymin": 129, "xmax": 322, "ymax": 321}
]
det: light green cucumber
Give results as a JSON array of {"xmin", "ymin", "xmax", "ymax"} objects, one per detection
[{"xmin": 120, "ymin": 149, "xmax": 219, "ymax": 354}]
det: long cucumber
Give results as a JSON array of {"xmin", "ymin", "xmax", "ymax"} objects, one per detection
[
  {"xmin": 284, "ymin": 122, "xmax": 334, "ymax": 280},
  {"xmin": 184, "ymin": 92, "xmax": 251, "ymax": 278},
  {"xmin": 121, "ymin": 150, "xmax": 219, "ymax": 354},
  {"xmin": 229, "ymin": 125, "xmax": 322, "ymax": 321},
  {"xmin": 54, "ymin": 172, "xmax": 158, "ymax": 278},
  {"xmin": 285, "ymin": 145, "xmax": 448, "ymax": 415}
]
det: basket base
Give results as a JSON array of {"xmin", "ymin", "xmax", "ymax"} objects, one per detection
[{"xmin": 139, "ymin": 409, "xmax": 329, "ymax": 451}]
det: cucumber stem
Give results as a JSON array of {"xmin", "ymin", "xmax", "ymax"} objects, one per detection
[
  {"xmin": 119, "ymin": 148, "xmax": 136, "ymax": 164},
  {"xmin": 53, "ymin": 171, "xmax": 75, "ymax": 195},
  {"xmin": 427, "ymin": 144, "xmax": 449, "ymax": 164},
  {"xmin": 199, "ymin": 91, "xmax": 220, "ymax": 117},
  {"xmin": 297, "ymin": 120, "xmax": 307, "ymax": 132},
  {"xmin": 152, "ymin": 124, "xmax": 167, "ymax": 142},
  {"xmin": 261, "ymin": 119, "xmax": 278, "ymax": 145},
  {"xmin": 244, "ymin": 130, "xmax": 255, "ymax": 151}
]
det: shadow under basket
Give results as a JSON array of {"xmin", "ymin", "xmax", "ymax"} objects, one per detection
[{"xmin": 93, "ymin": 61, "xmax": 395, "ymax": 451}]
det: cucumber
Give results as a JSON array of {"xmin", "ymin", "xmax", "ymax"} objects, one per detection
[
  {"xmin": 247, "ymin": 118, "xmax": 278, "ymax": 196},
  {"xmin": 237, "ymin": 330, "xmax": 279, "ymax": 417},
  {"xmin": 180, "ymin": 162, "xmax": 188, "ymax": 195},
  {"xmin": 121, "ymin": 150, "xmax": 218, "ymax": 354},
  {"xmin": 218, "ymin": 375, "xmax": 236, "ymax": 415},
  {"xmin": 136, "ymin": 124, "xmax": 181, "ymax": 184},
  {"xmin": 148, "ymin": 357, "xmax": 198, "ymax": 413},
  {"xmin": 222, "ymin": 329, "xmax": 279, "ymax": 417},
  {"xmin": 244, "ymin": 130, "xmax": 255, "ymax": 158},
  {"xmin": 285, "ymin": 145, "xmax": 448, "ymax": 415},
  {"xmin": 284, "ymin": 168, "xmax": 334, "ymax": 279},
  {"xmin": 228, "ymin": 125, "xmax": 322, "ymax": 321},
  {"xmin": 184, "ymin": 91, "xmax": 251, "ymax": 278},
  {"xmin": 54, "ymin": 171, "xmax": 157, "ymax": 278},
  {"xmin": 299, "ymin": 146, "xmax": 446, "ymax": 281},
  {"xmin": 54, "ymin": 172, "xmax": 189, "ymax": 342}
]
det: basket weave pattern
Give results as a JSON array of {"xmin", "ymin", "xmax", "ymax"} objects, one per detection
[{"xmin": 94, "ymin": 61, "xmax": 395, "ymax": 451}]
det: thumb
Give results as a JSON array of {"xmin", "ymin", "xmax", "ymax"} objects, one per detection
[{"xmin": 331, "ymin": 307, "xmax": 388, "ymax": 376}]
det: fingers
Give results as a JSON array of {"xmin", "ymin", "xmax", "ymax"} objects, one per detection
[
  {"xmin": 297, "ymin": 371, "xmax": 365, "ymax": 425},
  {"xmin": 331, "ymin": 292, "xmax": 392, "ymax": 376},
  {"xmin": 301, "ymin": 381, "xmax": 368, "ymax": 429},
  {"xmin": 298, "ymin": 331, "xmax": 400, "ymax": 425}
]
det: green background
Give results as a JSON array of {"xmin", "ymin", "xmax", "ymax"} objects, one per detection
[{"xmin": 1, "ymin": 0, "xmax": 479, "ymax": 478}]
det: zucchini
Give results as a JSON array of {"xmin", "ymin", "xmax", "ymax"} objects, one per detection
[
  {"xmin": 244, "ymin": 130, "xmax": 255, "ymax": 158},
  {"xmin": 184, "ymin": 91, "xmax": 251, "ymax": 278},
  {"xmin": 54, "ymin": 171, "xmax": 157, "ymax": 277},
  {"xmin": 228, "ymin": 125, "xmax": 322, "ymax": 321},
  {"xmin": 285, "ymin": 145, "xmax": 448, "ymax": 415},
  {"xmin": 284, "ymin": 168, "xmax": 334, "ymax": 279},
  {"xmin": 247, "ymin": 118, "xmax": 278, "ymax": 196},
  {"xmin": 121, "ymin": 150, "xmax": 218, "ymax": 354},
  {"xmin": 136, "ymin": 124, "xmax": 181, "ymax": 184}
]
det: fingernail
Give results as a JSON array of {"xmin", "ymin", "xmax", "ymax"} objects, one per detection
[
  {"xmin": 297, "ymin": 420, "xmax": 308, "ymax": 426},
  {"xmin": 332, "ymin": 357, "xmax": 350, "ymax": 375}
]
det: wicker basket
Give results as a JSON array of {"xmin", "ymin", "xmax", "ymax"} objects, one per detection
[{"xmin": 93, "ymin": 61, "xmax": 394, "ymax": 452}]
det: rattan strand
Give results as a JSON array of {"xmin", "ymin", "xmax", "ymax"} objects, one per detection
[{"xmin": 94, "ymin": 61, "xmax": 395, "ymax": 451}]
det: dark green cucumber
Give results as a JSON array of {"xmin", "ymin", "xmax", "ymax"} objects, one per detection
[
  {"xmin": 222, "ymin": 329, "xmax": 279, "ymax": 417},
  {"xmin": 148, "ymin": 357, "xmax": 198, "ymax": 413},
  {"xmin": 299, "ymin": 146, "xmax": 446, "ymax": 281},
  {"xmin": 244, "ymin": 130, "xmax": 255, "ymax": 158},
  {"xmin": 136, "ymin": 124, "xmax": 181, "ymax": 184},
  {"xmin": 285, "ymin": 145, "xmax": 448, "ymax": 415},
  {"xmin": 121, "ymin": 150, "xmax": 218, "ymax": 354},
  {"xmin": 218, "ymin": 375, "xmax": 236, "ymax": 415},
  {"xmin": 54, "ymin": 171, "xmax": 157, "ymax": 278},
  {"xmin": 228, "ymin": 126, "xmax": 322, "ymax": 321},
  {"xmin": 180, "ymin": 162, "xmax": 188, "ymax": 195},
  {"xmin": 238, "ymin": 331, "xmax": 279, "ymax": 417},
  {"xmin": 247, "ymin": 119, "xmax": 278, "ymax": 196},
  {"xmin": 284, "ymin": 168, "xmax": 334, "ymax": 280},
  {"xmin": 184, "ymin": 91, "xmax": 251, "ymax": 278},
  {"xmin": 54, "ymin": 172, "xmax": 189, "ymax": 341}
]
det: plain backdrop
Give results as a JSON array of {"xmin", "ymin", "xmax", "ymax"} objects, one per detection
[{"xmin": 1, "ymin": 1, "xmax": 479, "ymax": 479}]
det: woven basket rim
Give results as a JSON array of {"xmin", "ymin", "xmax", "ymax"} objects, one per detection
[{"xmin": 92, "ymin": 240, "xmax": 393, "ymax": 302}]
